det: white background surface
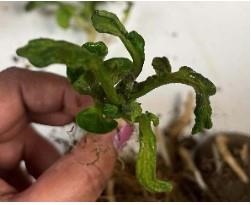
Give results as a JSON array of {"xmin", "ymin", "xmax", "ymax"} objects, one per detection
[{"xmin": 0, "ymin": 1, "xmax": 249, "ymax": 139}]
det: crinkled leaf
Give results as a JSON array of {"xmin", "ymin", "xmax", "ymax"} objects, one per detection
[
  {"xmin": 122, "ymin": 101, "xmax": 142, "ymax": 122},
  {"xmin": 152, "ymin": 56, "xmax": 171, "ymax": 75},
  {"xmin": 91, "ymin": 10, "xmax": 127, "ymax": 37},
  {"xmin": 126, "ymin": 30, "xmax": 145, "ymax": 74},
  {"xmin": 16, "ymin": 38, "xmax": 123, "ymax": 105},
  {"xmin": 145, "ymin": 111, "xmax": 159, "ymax": 126},
  {"xmin": 104, "ymin": 58, "xmax": 133, "ymax": 85},
  {"xmin": 56, "ymin": 4, "xmax": 75, "ymax": 28},
  {"xmin": 177, "ymin": 66, "xmax": 216, "ymax": 134},
  {"xmin": 103, "ymin": 103, "xmax": 120, "ymax": 118},
  {"xmin": 72, "ymin": 74, "xmax": 91, "ymax": 95},
  {"xmin": 76, "ymin": 106, "xmax": 118, "ymax": 133},
  {"xmin": 92, "ymin": 10, "xmax": 145, "ymax": 78},
  {"xmin": 16, "ymin": 38, "xmax": 95, "ymax": 68},
  {"xmin": 136, "ymin": 114, "xmax": 173, "ymax": 192},
  {"xmin": 82, "ymin": 41, "xmax": 108, "ymax": 59},
  {"xmin": 66, "ymin": 67, "xmax": 84, "ymax": 83},
  {"xmin": 130, "ymin": 65, "xmax": 216, "ymax": 134},
  {"xmin": 68, "ymin": 67, "xmax": 104, "ymax": 99}
]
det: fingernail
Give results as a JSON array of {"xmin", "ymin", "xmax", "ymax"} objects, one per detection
[{"xmin": 113, "ymin": 123, "xmax": 134, "ymax": 151}]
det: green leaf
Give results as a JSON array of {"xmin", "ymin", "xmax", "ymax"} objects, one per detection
[
  {"xmin": 104, "ymin": 58, "xmax": 133, "ymax": 85},
  {"xmin": 91, "ymin": 10, "xmax": 128, "ymax": 37},
  {"xmin": 56, "ymin": 4, "xmax": 75, "ymax": 28},
  {"xmin": 92, "ymin": 10, "xmax": 145, "ymax": 78},
  {"xmin": 136, "ymin": 114, "xmax": 173, "ymax": 192},
  {"xmin": 152, "ymin": 57, "xmax": 171, "ymax": 75},
  {"xmin": 103, "ymin": 103, "xmax": 120, "ymax": 118},
  {"xmin": 82, "ymin": 41, "xmax": 108, "ymax": 58},
  {"xmin": 130, "ymin": 65, "xmax": 216, "ymax": 134},
  {"xmin": 16, "ymin": 38, "xmax": 95, "ymax": 68},
  {"xmin": 72, "ymin": 74, "xmax": 91, "ymax": 95},
  {"xmin": 122, "ymin": 101, "xmax": 142, "ymax": 122},
  {"xmin": 76, "ymin": 106, "xmax": 118, "ymax": 133},
  {"xmin": 66, "ymin": 67, "xmax": 84, "ymax": 83},
  {"xmin": 146, "ymin": 111, "xmax": 159, "ymax": 126},
  {"xmin": 126, "ymin": 30, "xmax": 145, "ymax": 74},
  {"xmin": 17, "ymin": 38, "xmax": 124, "ymax": 105}
]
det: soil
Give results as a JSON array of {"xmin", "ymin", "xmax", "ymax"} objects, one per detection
[{"xmin": 194, "ymin": 133, "xmax": 250, "ymax": 201}]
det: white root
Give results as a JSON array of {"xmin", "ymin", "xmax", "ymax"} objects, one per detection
[
  {"xmin": 179, "ymin": 146, "xmax": 208, "ymax": 190},
  {"xmin": 215, "ymin": 134, "xmax": 249, "ymax": 183},
  {"xmin": 212, "ymin": 143, "xmax": 223, "ymax": 173},
  {"xmin": 154, "ymin": 126, "xmax": 172, "ymax": 167},
  {"xmin": 167, "ymin": 92, "xmax": 194, "ymax": 138},
  {"xmin": 240, "ymin": 143, "xmax": 249, "ymax": 166}
]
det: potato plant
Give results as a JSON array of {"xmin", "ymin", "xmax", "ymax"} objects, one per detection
[{"xmin": 16, "ymin": 10, "xmax": 216, "ymax": 193}]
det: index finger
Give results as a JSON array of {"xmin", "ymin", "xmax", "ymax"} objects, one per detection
[{"xmin": 0, "ymin": 67, "xmax": 93, "ymax": 128}]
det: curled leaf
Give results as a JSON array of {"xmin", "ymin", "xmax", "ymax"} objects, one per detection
[
  {"xmin": 16, "ymin": 38, "xmax": 95, "ymax": 68},
  {"xmin": 72, "ymin": 74, "xmax": 91, "ymax": 95},
  {"xmin": 122, "ymin": 101, "xmax": 142, "ymax": 122},
  {"xmin": 104, "ymin": 58, "xmax": 133, "ymax": 85},
  {"xmin": 152, "ymin": 56, "xmax": 171, "ymax": 75},
  {"xmin": 91, "ymin": 10, "xmax": 127, "ymax": 37},
  {"xmin": 145, "ymin": 111, "xmax": 159, "ymax": 126},
  {"xmin": 130, "ymin": 65, "xmax": 216, "ymax": 134},
  {"xmin": 17, "ymin": 38, "xmax": 123, "ymax": 105},
  {"xmin": 103, "ymin": 103, "xmax": 120, "ymax": 118},
  {"xmin": 92, "ymin": 10, "xmax": 145, "ymax": 78},
  {"xmin": 82, "ymin": 41, "xmax": 108, "ymax": 58},
  {"xmin": 136, "ymin": 114, "xmax": 173, "ymax": 192}
]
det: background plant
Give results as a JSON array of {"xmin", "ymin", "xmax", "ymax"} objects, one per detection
[{"xmin": 25, "ymin": 1, "xmax": 133, "ymax": 40}]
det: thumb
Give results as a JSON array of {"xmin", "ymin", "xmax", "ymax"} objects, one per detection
[{"xmin": 12, "ymin": 123, "xmax": 134, "ymax": 202}]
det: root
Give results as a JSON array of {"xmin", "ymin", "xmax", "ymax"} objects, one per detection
[
  {"xmin": 166, "ymin": 92, "xmax": 194, "ymax": 139},
  {"xmin": 154, "ymin": 126, "xmax": 172, "ymax": 167},
  {"xmin": 240, "ymin": 143, "xmax": 249, "ymax": 166},
  {"xmin": 215, "ymin": 134, "xmax": 249, "ymax": 183},
  {"xmin": 212, "ymin": 143, "xmax": 223, "ymax": 173},
  {"xmin": 178, "ymin": 146, "xmax": 208, "ymax": 191}
]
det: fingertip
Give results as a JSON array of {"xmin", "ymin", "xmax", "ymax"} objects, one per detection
[{"xmin": 14, "ymin": 131, "xmax": 118, "ymax": 201}]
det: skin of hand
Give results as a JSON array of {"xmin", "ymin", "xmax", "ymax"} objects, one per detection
[{"xmin": 0, "ymin": 67, "xmax": 134, "ymax": 201}]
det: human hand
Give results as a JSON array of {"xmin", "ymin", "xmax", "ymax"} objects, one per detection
[{"xmin": 0, "ymin": 67, "xmax": 133, "ymax": 201}]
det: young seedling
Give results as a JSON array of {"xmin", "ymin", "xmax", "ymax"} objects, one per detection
[{"xmin": 16, "ymin": 10, "xmax": 216, "ymax": 193}]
